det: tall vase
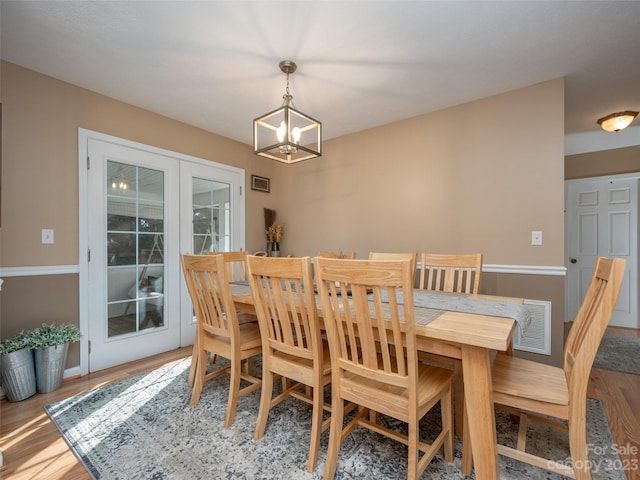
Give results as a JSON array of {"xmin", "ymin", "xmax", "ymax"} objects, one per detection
[{"xmin": 270, "ymin": 242, "xmax": 280, "ymax": 257}]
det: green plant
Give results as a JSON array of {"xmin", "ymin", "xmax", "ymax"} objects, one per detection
[
  {"xmin": 0, "ymin": 332, "xmax": 32, "ymax": 356},
  {"xmin": 26, "ymin": 323, "xmax": 82, "ymax": 349}
]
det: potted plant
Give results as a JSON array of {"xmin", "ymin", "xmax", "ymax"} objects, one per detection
[
  {"xmin": 0, "ymin": 332, "xmax": 37, "ymax": 402},
  {"xmin": 27, "ymin": 323, "xmax": 82, "ymax": 393}
]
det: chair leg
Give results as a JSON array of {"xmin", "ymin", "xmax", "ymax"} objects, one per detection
[
  {"xmin": 307, "ymin": 385, "xmax": 323, "ymax": 473},
  {"xmin": 224, "ymin": 355, "xmax": 242, "ymax": 428},
  {"xmin": 441, "ymin": 387, "xmax": 454, "ymax": 462},
  {"xmin": 254, "ymin": 369, "xmax": 274, "ymax": 440},
  {"xmin": 187, "ymin": 340, "xmax": 199, "ymax": 388},
  {"xmin": 453, "ymin": 370, "xmax": 464, "ymax": 437},
  {"xmin": 189, "ymin": 349, "xmax": 206, "ymax": 406},
  {"xmin": 569, "ymin": 420, "xmax": 592, "ymax": 480},
  {"xmin": 407, "ymin": 410, "xmax": 419, "ymax": 480},
  {"xmin": 323, "ymin": 390, "xmax": 345, "ymax": 480},
  {"xmin": 461, "ymin": 404, "xmax": 473, "ymax": 476}
]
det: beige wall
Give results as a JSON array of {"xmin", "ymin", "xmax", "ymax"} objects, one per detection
[
  {"xmin": 566, "ymin": 144, "xmax": 640, "ymax": 179},
  {"xmin": 0, "ymin": 61, "xmax": 273, "ymax": 268},
  {"xmin": 1, "ymin": 63, "xmax": 568, "ymax": 369},
  {"xmin": 275, "ymin": 79, "xmax": 565, "ymax": 266}
]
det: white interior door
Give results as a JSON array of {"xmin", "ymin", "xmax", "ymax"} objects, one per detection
[
  {"xmin": 566, "ymin": 176, "xmax": 638, "ymax": 328},
  {"xmin": 80, "ymin": 130, "xmax": 245, "ymax": 372}
]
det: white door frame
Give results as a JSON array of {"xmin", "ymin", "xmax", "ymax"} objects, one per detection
[{"xmin": 78, "ymin": 128, "xmax": 245, "ymax": 375}]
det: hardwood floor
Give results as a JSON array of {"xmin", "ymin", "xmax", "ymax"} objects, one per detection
[
  {"xmin": 1, "ymin": 328, "xmax": 639, "ymax": 480},
  {"xmin": 0, "ymin": 347, "xmax": 191, "ymax": 480}
]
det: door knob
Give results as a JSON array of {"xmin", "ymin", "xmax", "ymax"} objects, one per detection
[{"xmin": 570, "ymin": 258, "xmax": 577, "ymax": 264}]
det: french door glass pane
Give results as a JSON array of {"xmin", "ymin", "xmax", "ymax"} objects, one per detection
[
  {"xmin": 106, "ymin": 161, "xmax": 165, "ymax": 338},
  {"xmin": 192, "ymin": 177, "xmax": 231, "ymax": 253}
]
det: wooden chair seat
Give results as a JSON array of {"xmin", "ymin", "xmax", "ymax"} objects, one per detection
[
  {"xmin": 492, "ymin": 353, "xmax": 569, "ymax": 410},
  {"xmin": 269, "ymin": 341, "xmax": 332, "ymax": 381},
  {"xmin": 201, "ymin": 322, "xmax": 262, "ymax": 354},
  {"xmin": 341, "ymin": 363, "xmax": 453, "ymax": 421}
]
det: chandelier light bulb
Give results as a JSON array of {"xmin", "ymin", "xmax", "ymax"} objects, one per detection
[
  {"xmin": 292, "ymin": 127, "xmax": 301, "ymax": 144},
  {"xmin": 276, "ymin": 121, "xmax": 286, "ymax": 142}
]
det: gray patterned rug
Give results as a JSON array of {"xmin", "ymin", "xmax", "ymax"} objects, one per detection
[
  {"xmin": 45, "ymin": 358, "xmax": 626, "ymax": 479},
  {"xmin": 594, "ymin": 335, "xmax": 640, "ymax": 375}
]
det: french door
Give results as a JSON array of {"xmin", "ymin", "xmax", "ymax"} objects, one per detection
[{"xmin": 80, "ymin": 130, "xmax": 244, "ymax": 372}]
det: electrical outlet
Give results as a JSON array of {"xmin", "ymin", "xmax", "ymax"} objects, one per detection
[
  {"xmin": 42, "ymin": 229, "xmax": 54, "ymax": 244},
  {"xmin": 531, "ymin": 230, "xmax": 543, "ymax": 246}
]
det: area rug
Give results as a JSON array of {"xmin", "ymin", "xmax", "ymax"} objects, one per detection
[
  {"xmin": 594, "ymin": 335, "xmax": 640, "ymax": 375},
  {"xmin": 45, "ymin": 358, "xmax": 626, "ymax": 479}
]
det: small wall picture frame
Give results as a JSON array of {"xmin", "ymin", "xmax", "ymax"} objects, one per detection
[{"xmin": 251, "ymin": 175, "xmax": 270, "ymax": 193}]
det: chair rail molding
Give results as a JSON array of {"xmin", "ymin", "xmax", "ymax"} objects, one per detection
[
  {"xmin": 0, "ymin": 264, "xmax": 565, "ymax": 277},
  {"xmin": 0, "ymin": 265, "xmax": 80, "ymax": 277}
]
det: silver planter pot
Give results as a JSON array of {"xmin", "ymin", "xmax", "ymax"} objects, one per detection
[
  {"xmin": 35, "ymin": 343, "xmax": 69, "ymax": 393},
  {"xmin": 0, "ymin": 347, "xmax": 37, "ymax": 402}
]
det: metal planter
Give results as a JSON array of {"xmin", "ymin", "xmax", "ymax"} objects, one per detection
[
  {"xmin": 34, "ymin": 343, "xmax": 69, "ymax": 393},
  {"xmin": 0, "ymin": 347, "xmax": 37, "ymax": 402}
]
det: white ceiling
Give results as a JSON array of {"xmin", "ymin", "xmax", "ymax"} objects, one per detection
[{"xmin": 2, "ymin": 1, "xmax": 640, "ymax": 148}]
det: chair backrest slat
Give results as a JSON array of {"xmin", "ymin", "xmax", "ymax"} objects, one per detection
[{"xmin": 418, "ymin": 253, "xmax": 483, "ymax": 294}]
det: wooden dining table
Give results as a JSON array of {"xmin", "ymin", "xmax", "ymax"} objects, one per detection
[{"xmin": 229, "ymin": 283, "xmax": 522, "ymax": 480}]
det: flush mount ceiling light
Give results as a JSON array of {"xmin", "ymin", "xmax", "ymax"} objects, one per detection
[
  {"xmin": 253, "ymin": 60, "xmax": 322, "ymax": 164},
  {"xmin": 597, "ymin": 111, "xmax": 639, "ymax": 132}
]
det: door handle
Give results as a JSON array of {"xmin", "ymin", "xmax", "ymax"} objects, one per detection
[{"xmin": 570, "ymin": 258, "xmax": 577, "ymax": 264}]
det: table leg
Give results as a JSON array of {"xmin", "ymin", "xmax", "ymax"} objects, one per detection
[{"xmin": 461, "ymin": 344, "xmax": 499, "ymax": 480}]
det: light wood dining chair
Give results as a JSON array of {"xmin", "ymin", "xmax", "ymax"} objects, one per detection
[
  {"xmin": 368, "ymin": 252, "xmax": 418, "ymax": 282},
  {"xmin": 315, "ymin": 257, "xmax": 454, "ymax": 480},
  {"xmin": 317, "ymin": 250, "xmax": 356, "ymax": 259},
  {"xmin": 418, "ymin": 253, "xmax": 483, "ymax": 294},
  {"xmin": 187, "ymin": 251, "xmax": 258, "ymax": 388},
  {"xmin": 416, "ymin": 252, "xmax": 483, "ymax": 445},
  {"xmin": 181, "ymin": 254, "xmax": 262, "ymax": 427},
  {"xmin": 490, "ymin": 257, "xmax": 625, "ymax": 480},
  {"xmin": 246, "ymin": 255, "xmax": 332, "ymax": 473}
]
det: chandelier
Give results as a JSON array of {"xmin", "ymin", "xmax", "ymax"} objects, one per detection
[
  {"xmin": 110, "ymin": 172, "xmax": 129, "ymax": 192},
  {"xmin": 597, "ymin": 111, "xmax": 638, "ymax": 132},
  {"xmin": 253, "ymin": 60, "xmax": 322, "ymax": 164}
]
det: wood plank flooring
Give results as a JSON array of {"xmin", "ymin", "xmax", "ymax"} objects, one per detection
[{"xmin": 1, "ymin": 327, "xmax": 639, "ymax": 480}]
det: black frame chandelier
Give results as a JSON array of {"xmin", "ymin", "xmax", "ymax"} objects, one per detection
[{"xmin": 253, "ymin": 60, "xmax": 322, "ymax": 164}]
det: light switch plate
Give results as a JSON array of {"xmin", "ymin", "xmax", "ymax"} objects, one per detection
[
  {"xmin": 531, "ymin": 230, "xmax": 543, "ymax": 246},
  {"xmin": 42, "ymin": 229, "xmax": 54, "ymax": 244}
]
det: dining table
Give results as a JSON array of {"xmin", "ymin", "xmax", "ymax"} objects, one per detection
[{"xmin": 229, "ymin": 282, "xmax": 530, "ymax": 480}]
